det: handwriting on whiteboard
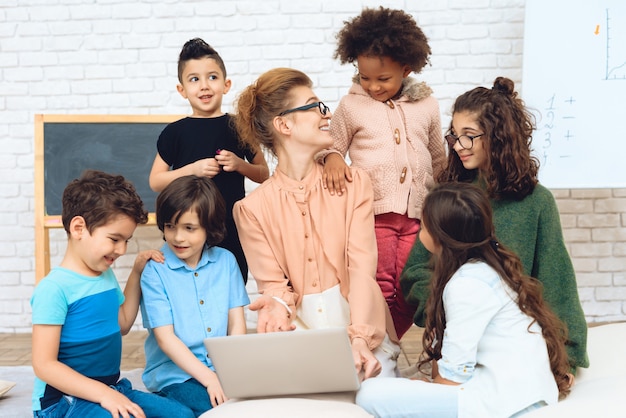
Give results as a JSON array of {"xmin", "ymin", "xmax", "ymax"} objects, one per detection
[{"xmin": 537, "ymin": 93, "xmax": 578, "ymax": 167}]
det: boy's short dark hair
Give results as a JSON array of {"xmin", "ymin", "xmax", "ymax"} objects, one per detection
[
  {"xmin": 156, "ymin": 175, "xmax": 226, "ymax": 247},
  {"xmin": 61, "ymin": 170, "xmax": 148, "ymax": 235},
  {"xmin": 177, "ymin": 38, "xmax": 227, "ymax": 82}
]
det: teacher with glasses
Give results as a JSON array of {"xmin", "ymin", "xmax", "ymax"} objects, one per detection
[{"xmin": 232, "ymin": 68, "xmax": 401, "ymax": 380}]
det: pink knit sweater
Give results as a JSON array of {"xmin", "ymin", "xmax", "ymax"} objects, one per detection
[{"xmin": 318, "ymin": 77, "xmax": 446, "ymax": 218}]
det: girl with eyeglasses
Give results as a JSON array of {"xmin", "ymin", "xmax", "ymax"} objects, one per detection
[
  {"xmin": 357, "ymin": 183, "xmax": 572, "ymax": 418},
  {"xmin": 232, "ymin": 68, "xmax": 401, "ymax": 379},
  {"xmin": 316, "ymin": 7, "xmax": 447, "ymax": 340},
  {"xmin": 401, "ymin": 77, "xmax": 589, "ymax": 375}
]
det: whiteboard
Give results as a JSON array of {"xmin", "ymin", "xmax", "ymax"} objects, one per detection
[{"xmin": 522, "ymin": 0, "xmax": 626, "ymax": 188}]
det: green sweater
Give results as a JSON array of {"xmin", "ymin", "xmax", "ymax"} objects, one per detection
[{"xmin": 400, "ymin": 183, "xmax": 589, "ymax": 370}]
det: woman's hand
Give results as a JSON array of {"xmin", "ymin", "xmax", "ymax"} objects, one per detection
[
  {"xmin": 248, "ymin": 295, "xmax": 296, "ymax": 333},
  {"xmin": 351, "ymin": 337, "xmax": 381, "ymax": 380}
]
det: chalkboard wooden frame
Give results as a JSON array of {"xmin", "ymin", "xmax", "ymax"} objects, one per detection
[{"xmin": 34, "ymin": 114, "xmax": 183, "ymax": 282}]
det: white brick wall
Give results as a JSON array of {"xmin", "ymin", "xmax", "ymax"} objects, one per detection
[{"xmin": 1, "ymin": 0, "xmax": 624, "ymax": 332}]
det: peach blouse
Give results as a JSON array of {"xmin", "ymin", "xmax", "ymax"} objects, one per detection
[{"xmin": 233, "ymin": 164, "xmax": 390, "ymax": 350}]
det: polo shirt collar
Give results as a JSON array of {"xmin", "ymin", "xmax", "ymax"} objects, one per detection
[{"xmin": 161, "ymin": 242, "xmax": 213, "ymax": 271}]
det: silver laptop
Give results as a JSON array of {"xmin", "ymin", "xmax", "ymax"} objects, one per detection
[{"xmin": 203, "ymin": 327, "xmax": 360, "ymax": 398}]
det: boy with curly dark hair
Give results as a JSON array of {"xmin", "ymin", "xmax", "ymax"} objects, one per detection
[{"xmin": 316, "ymin": 7, "xmax": 446, "ymax": 339}]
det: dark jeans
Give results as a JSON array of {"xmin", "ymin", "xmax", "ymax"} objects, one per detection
[
  {"xmin": 34, "ymin": 378, "xmax": 194, "ymax": 418},
  {"xmin": 157, "ymin": 378, "xmax": 213, "ymax": 418}
]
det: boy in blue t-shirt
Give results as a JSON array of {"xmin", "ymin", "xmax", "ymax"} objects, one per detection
[{"xmin": 30, "ymin": 170, "xmax": 194, "ymax": 418}]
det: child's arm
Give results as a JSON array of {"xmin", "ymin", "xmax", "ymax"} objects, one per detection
[
  {"xmin": 149, "ymin": 153, "xmax": 220, "ymax": 192},
  {"xmin": 119, "ymin": 249, "xmax": 164, "ymax": 335},
  {"xmin": 214, "ymin": 150, "xmax": 269, "ymax": 183},
  {"xmin": 227, "ymin": 306, "xmax": 247, "ymax": 336},
  {"xmin": 153, "ymin": 325, "xmax": 227, "ymax": 408},
  {"xmin": 322, "ymin": 153, "xmax": 353, "ymax": 196},
  {"xmin": 431, "ymin": 360, "xmax": 461, "ymax": 386},
  {"xmin": 32, "ymin": 324, "xmax": 146, "ymax": 418}
]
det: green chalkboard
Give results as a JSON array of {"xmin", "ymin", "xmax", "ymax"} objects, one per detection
[
  {"xmin": 43, "ymin": 122, "xmax": 164, "ymax": 214},
  {"xmin": 34, "ymin": 114, "xmax": 183, "ymax": 281},
  {"xmin": 37, "ymin": 115, "xmax": 182, "ymax": 216}
]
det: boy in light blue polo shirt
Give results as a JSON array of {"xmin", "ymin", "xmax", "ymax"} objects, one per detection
[{"xmin": 140, "ymin": 175, "xmax": 249, "ymax": 417}]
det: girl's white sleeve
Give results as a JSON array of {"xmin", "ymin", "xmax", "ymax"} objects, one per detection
[{"xmin": 437, "ymin": 275, "xmax": 500, "ymax": 383}]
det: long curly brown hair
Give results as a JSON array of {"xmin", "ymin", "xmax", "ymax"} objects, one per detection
[
  {"xmin": 418, "ymin": 183, "xmax": 571, "ymax": 398},
  {"xmin": 439, "ymin": 77, "xmax": 540, "ymax": 200},
  {"xmin": 334, "ymin": 7, "xmax": 431, "ymax": 73}
]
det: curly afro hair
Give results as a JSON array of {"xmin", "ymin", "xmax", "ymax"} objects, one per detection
[{"xmin": 334, "ymin": 7, "xmax": 431, "ymax": 73}]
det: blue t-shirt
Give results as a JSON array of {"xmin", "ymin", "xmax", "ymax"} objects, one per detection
[
  {"xmin": 140, "ymin": 243, "xmax": 250, "ymax": 392},
  {"xmin": 30, "ymin": 267, "xmax": 125, "ymax": 411}
]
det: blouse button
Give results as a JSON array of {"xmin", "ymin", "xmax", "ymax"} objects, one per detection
[
  {"xmin": 399, "ymin": 167, "xmax": 407, "ymax": 183},
  {"xmin": 394, "ymin": 129, "xmax": 400, "ymax": 144},
  {"xmin": 299, "ymin": 185, "xmax": 304, "ymax": 190},
  {"xmin": 207, "ymin": 327, "xmax": 211, "ymax": 333},
  {"xmin": 308, "ymin": 258, "xmax": 313, "ymax": 262},
  {"xmin": 199, "ymin": 300, "xmax": 204, "ymax": 305},
  {"xmin": 302, "ymin": 211, "xmax": 306, "ymax": 216},
  {"xmin": 312, "ymin": 281, "xmax": 318, "ymax": 287},
  {"xmin": 305, "ymin": 234, "xmax": 309, "ymax": 238},
  {"xmin": 194, "ymin": 272, "xmax": 199, "ymax": 277}
]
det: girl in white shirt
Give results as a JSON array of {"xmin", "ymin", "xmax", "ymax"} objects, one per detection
[{"xmin": 356, "ymin": 183, "xmax": 572, "ymax": 418}]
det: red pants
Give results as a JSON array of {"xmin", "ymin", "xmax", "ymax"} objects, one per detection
[{"xmin": 374, "ymin": 212, "xmax": 420, "ymax": 339}]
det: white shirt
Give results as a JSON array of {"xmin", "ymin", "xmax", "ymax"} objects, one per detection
[{"xmin": 438, "ymin": 261, "xmax": 558, "ymax": 418}]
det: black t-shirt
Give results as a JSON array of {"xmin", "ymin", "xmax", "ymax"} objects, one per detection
[{"xmin": 157, "ymin": 114, "xmax": 255, "ymax": 218}]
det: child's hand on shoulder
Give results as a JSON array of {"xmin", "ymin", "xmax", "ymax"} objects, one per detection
[
  {"xmin": 192, "ymin": 158, "xmax": 221, "ymax": 178},
  {"xmin": 133, "ymin": 249, "xmax": 164, "ymax": 273},
  {"xmin": 215, "ymin": 149, "xmax": 243, "ymax": 173},
  {"xmin": 322, "ymin": 153, "xmax": 352, "ymax": 196}
]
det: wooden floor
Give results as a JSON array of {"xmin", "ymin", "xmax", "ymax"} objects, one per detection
[{"xmin": 0, "ymin": 326, "xmax": 424, "ymax": 371}]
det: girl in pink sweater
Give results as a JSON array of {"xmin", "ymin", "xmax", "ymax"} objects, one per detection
[{"xmin": 318, "ymin": 7, "xmax": 446, "ymax": 338}]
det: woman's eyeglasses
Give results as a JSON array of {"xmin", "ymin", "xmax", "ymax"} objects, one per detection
[
  {"xmin": 278, "ymin": 101, "xmax": 330, "ymax": 117},
  {"xmin": 445, "ymin": 132, "xmax": 483, "ymax": 150}
]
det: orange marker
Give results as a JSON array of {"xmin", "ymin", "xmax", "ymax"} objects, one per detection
[{"xmin": 594, "ymin": 25, "xmax": 600, "ymax": 35}]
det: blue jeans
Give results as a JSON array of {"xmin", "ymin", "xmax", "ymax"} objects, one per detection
[
  {"xmin": 33, "ymin": 378, "xmax": 194, "ymax": 418},
  {"xmin": 157, "ymin": 378, "xmax": 213, "ymax": 418}
]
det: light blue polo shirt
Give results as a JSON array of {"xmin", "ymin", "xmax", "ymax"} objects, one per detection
[{"xmin": 140, "ymin": 243, "xmax": 250, "ymax": 392}]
